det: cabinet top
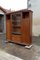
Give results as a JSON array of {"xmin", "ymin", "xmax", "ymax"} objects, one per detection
[{"xmin": 6, "ymin": 9, "xmax": 33, "ymax": 15}]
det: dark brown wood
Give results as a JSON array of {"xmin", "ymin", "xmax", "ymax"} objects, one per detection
[{"xmin": 6, "ymin": 9, "xmax": 33, "ymax": 45}]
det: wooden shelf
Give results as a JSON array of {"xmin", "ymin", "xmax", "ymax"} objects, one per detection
[{"xmin": 12, "ymin": 32, "xmax": 22, "ymax": 35}]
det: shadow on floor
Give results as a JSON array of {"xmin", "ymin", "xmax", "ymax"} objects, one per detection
[{"xmin": 32, "ymin": 35, "xmax": 40, "ymax": 46}]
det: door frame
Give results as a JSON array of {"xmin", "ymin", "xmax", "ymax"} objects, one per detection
[{"xmin": 0, "ymin": 14, "xmax": 6, "ymax": 34}]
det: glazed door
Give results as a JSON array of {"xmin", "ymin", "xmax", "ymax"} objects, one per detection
[{"xmin": 12, "ymin": 13, "xmax": 22, "ymax": 43}]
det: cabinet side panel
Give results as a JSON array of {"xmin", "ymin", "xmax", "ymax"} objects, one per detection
[{"xmin": 29, "ymin": 12, "xmax": 32, "ymax": 44}]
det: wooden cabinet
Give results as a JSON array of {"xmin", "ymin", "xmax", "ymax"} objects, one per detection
[{"xmin": 6, "ymin": 9, "xmax": 33, "ymax": 46}]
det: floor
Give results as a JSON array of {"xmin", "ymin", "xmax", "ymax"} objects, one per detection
[
  {"xmin": 0, "ymin": 34, "xmax": 23, "ymax": 60},
  {"xmin": 0, "ymin": 34, "xmax": 40, "ymax": 60},
  {"xmin": 0, "ymin": 50, "xmax": 23, "ymax": 60}
]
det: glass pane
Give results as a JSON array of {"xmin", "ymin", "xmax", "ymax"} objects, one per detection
[{"xmin": 12, "ymin": 13, "xmax": 21, "ymax": 35}]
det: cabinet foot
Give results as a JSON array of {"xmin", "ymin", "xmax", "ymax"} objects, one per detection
[{"xmin": 25, "ymin": 45, "xmax": 32, "ymax": 49}]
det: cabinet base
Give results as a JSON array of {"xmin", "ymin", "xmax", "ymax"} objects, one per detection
[{"xmin": 5, "ymin": 40, "xmax": 32, "ymax": 49}]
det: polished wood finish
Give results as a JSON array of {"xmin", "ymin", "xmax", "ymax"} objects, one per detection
[
  {"xmin": 6, "ymin": 14, "xmax": 12, "ymax": 41},
  {"xmin": 6, "ymin": 10, "xmax": 33, "ymax": 45}
]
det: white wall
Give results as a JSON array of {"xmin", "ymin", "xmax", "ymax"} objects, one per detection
[
  {"xmin": 30, "ymin": 0, "xmax": 40, "ymax": 36},
  {"xmin": 32, "ymin": 25, "xmax": 40, "ymax": 36}
]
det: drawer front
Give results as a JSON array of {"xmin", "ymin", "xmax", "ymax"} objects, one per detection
[{"xmin": 12, "ymin": 35, "xmax": 21, "ymax": 43}]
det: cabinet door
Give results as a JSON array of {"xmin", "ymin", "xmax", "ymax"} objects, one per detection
[
  {"xmin": 12, "ymin": 13, "xmax": 22, "ymax": 43},
  {"xmin": 21, "ymin": 12, "xmax": 30, "ymax": 45},
  {"xmin": 6, "ymin": 15, "xmax": 12, "ymax": 41}
]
